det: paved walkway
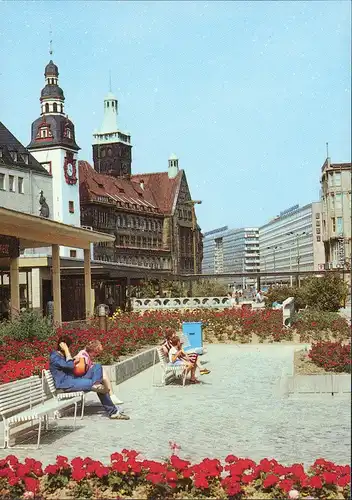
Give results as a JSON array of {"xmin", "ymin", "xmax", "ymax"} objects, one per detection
[{"xmin": 0, "ymin": 344, "xmax": 350, "ymax": 466}]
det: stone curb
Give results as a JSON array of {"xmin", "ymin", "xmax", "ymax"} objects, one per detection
[
  {"xmin": 280, "ymin": 373, "xmax": 351, "ymax": 395},
  {"xmin": 103, "ymin": 347, "xmax": 158, "ymax": 385}
]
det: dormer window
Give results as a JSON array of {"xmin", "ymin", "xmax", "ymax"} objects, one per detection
[
  {"xmin": 64, "ymin": 127, "xmax": 72, "ymax": 139},
  {"xmin": 10, "ymin": 151, "xmax": 17, "ymax": 162}
]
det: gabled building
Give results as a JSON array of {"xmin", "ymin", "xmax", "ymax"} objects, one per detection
[
  {"xmin": 79, "ymin": 91, "xmax": 202, "ymax": 275},
  {"xmin": 0, "ymin": 121, "xmax": 53, "ymax": 218}
]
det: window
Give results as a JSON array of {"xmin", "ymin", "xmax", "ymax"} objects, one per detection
[
  {"xmin": 0, "ymin": 173, "xmax": 5, "ymax": 190},
  {"xmin": 10, "ymin": 151, "xmax": 17, "ymax": 162},
  {"xmin": 316, "ymin": 227, "xmax": 321, "ymax": 234},
  {"xmin": 9, "ymin": 175, "xmax": 15, "ymax": 192},
  {"xmin": 337, "ymin": 217, "xmax": 343, "ymax": 235},
  {"xmin": 335, "ymin": 193, "xmax": 342, "ymax": 210},
  {"xmin": 334, "ymin": 172, "xmax": 341, "ymax": 186},
  {"xmin": 315, "ymin": 213, "xmax": 320, "ymax": 219},
  {"xmin": 53, "ymin": 103, "xmax": 58, "ymax": 113},
  {"xmin": 68, "ymin": 201, "xmax": 74, "ymax": 213},
  {"xmin": 331, "ymin": 217, "xmax": 336, "ymax": 233},
  {"xmin": 45, "ymin": 103, "xmax": 49, "ymax": 113},
  {"xmin": 317, "ymin": 236, "xmax": 321, "ymax": 242},
  {"xmin": 69, "ymin": 249, "xmax": 77, "ymax": 258},
  {"xmin": 18, "ymin": 177, "xmax": 24, "ymax": 193},
  {"xmin": 330, "ymin": 195, "xmax": 335, "ymax": 210}
]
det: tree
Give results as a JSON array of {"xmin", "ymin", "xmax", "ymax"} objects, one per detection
[{"xmin": 300, "ymin": 273, "xmax": 348, "ymax": 312}]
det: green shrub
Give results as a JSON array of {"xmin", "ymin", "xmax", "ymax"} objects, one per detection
[
  {"xmin": 299, "ymin": 273, "xmax": 348, "ymax": 312},
  {"xmin": 264, "ymin": 285, "xmax": 305, "ymax": 310},
  {"xmin": 0, "ymin": 310, "xmax": 55, "ymax": 342},
  {"xmin": 265, "ymin": 273, "xmax": 348, "ymax": 312},
  {"xmin": 292, "ymin": 309, "xmax": 351, "ymax": 342}
]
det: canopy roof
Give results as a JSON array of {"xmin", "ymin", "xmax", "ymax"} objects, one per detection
[{"xmin": 0, "ymin": 207, "xmax": 114, "ymax": 250}]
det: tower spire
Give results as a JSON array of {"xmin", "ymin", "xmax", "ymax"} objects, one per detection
[{"xmin": 49, "ymin": 28, "xmax": 53, "ymax": 56}]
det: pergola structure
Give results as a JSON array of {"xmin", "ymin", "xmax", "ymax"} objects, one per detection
[{"xmin": 0, "ymin": 207, "xmax": 114, "ymax": 324}]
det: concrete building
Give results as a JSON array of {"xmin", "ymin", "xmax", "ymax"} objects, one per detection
[
  {"xmin": 202, "ymin": 226, "xmax": 259, "ymax": 288},
  {"xmin": 259, "ymin": 203, "xmax": 325, "ymax": 284},
  {"xmin": 320, "ymin": 159, "xmax": 351, "ymax": 271}
]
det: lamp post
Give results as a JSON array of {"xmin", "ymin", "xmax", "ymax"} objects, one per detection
[
  {"xmin": 287, "ymin": 231, "xmax": 310, "ymax": 287},
  {"xmin": 185, "ymin": 200, "xmax": 202, "ymax": 274}
]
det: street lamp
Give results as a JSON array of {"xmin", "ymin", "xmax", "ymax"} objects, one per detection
[
  {"xmin": 185, "ymin": 200, "xmax": 202, "ymax": 274},
  {"xmin": 287, "ymin": 231, "xmax": 310, "ymax": 286},
  {"xmin": 267, "ymin": 245, "xmax": 281, "ymax": 272}
]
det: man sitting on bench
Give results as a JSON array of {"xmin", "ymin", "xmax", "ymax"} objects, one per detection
[{"xmin": 49, "ymin": 336, "xmax": 130, "ymax": 420}]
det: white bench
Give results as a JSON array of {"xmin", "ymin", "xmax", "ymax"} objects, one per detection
[
  {"xmin": 42, "ymin": 369, "xmax": 85, "ymax": 419},
  {"xmin": 156, "ymin": 346, "xmax": 187, "ymax": 386},
  {"xmin": 0, "ymin": 376, "xmax": 80, "ymax": 449}
]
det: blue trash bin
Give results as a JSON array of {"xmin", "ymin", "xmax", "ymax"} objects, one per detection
[{"xmin": 182, "ymin": 322, "xmax": 203, "ymax": 354}]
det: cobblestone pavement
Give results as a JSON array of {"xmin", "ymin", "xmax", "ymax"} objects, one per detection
[{"xmin": 0, "ymin": 344, "xmax": 350, "ymax": 466}]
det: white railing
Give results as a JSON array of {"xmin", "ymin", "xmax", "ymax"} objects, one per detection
[{"xmin": 132, "ymin": 296, "xmax": 231, "ymax": 311}]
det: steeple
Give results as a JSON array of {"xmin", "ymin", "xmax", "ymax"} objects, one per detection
[
  {"xmin": 40, "ymin": 57, "xmax": 65, "ymax": 116},
  {"xmin": 100, "ymin": 92, "xmax": 119, "ymax": 134},
  {"xmin": 92, "ymin": 88, "xmax": 132, "ymax": 178},
  {"xmin": 168, "ymin": 153, "xmax": 179, "ymax": 179}
]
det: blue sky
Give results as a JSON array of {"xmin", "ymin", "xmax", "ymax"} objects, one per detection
[{"xmin": 1, "ymin": 1, "xmax": 350, "ymax": 232}]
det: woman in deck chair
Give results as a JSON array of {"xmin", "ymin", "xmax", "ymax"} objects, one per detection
[
  {"xmin": 168, "ymin": 336, "xmax": 200, "ymax": 384},
  {"xmin": 162, "ymin": 332, "xmax": 210, "ymax": 375}
]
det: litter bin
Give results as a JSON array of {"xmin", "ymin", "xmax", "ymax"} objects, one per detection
[{"xmin": 182, "ymin": 322, "xmax": 203, "ymax": 353}]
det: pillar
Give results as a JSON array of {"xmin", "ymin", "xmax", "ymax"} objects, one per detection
[
  {"xmin": 52, "ymin": 244, "xmax": 62, "ymax": 325},
  {"xmin": 84, "ymin": 248, "xmax": 93, "ymax": 319},
  {"xmin": 10, "ymin": 257, "xmax": 20, "ymax": 318},
  {"xmin": 256, "ymin": 275, "xmax": 261, "ymax": 291}
]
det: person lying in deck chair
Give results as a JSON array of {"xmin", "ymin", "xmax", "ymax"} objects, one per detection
[
  {"xmin": 162, "ymin": 331, "xmax": 210, "ymax": 375},
  {"xmin": 168, "ymin": 336, "xmax": 199, "ymax": 384},
  {"xmin": 49, "ymin": 335, "xmax": 129, "ymax": 420}
]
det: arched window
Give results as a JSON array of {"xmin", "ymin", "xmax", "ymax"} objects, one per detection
[
  {"xmin": 45, "ymin": 103, "xmax": 49, "ymax": 113},
  {"xmin": 60, "ymin": 104, "xmax": 63, "ymax": 113},
  {"xmin": 53, "ymin": 103, "xmax": 57, "ymax": 113}
]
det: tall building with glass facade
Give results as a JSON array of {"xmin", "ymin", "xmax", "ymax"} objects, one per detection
[
  {"xmin": 259, "ymin": 202, "xmax": 325, "ymax": 283},
  {"xmin": 202, "ymin": 226, "xmax": 259, "ymax": 287}
]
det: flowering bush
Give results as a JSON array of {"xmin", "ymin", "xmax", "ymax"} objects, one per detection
[
  {"xmin": 309, "ymin": 341, "xmax": 351, "ymax": 373},
  {"xmin": 0, "ymin": 451, "xmax": 350, "ymax": 499},
  {"xmin": 0, "ymin": 308, "xmax": 350, "ymax": 384},
  {"xmin": 292, "ymin": 309, "xmax": 351, "ymax": 342}
]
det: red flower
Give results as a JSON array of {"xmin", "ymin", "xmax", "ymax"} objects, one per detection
[
  {"xmin": 71, "ymin": 468, "xmax": 86, "ymax": 482},
  {"xmin": 263, "ymin": 474, "xmax": 279, "ymax": 488},
  {"xmin": 278, "ymin": 478, "xmax": 294, "ymax": 492},
  {"xmin": 24, "ymin": 477, "xmax": 39, "ymax": 493},
  {"xmin": 194, "ymin": 474, "xmax": 209, "ymax": 489},
  {"xmin": 44, "ymin": 464, "xmax": 59, "ymax": 475},
  {"xmin": 170, "ymin": 455, "xmax": 190, "ymax": 470},
  {"xmin": 322, "ymin": 471, "xmax": 338, "ymax": 484},
  {"xmin": 309, "ymin": 476, "xmax": 323, "ymax": 489},
  {"xmin": 337, "ymin": 475, "xmax": 350, "ymax": 487},
  {"xmin": 145, "ymin": 473, "xmax": 165, "ymax": 484}
]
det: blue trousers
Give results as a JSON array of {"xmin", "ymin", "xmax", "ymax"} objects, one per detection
[{"xmin": 62, "ymin": 364, "xmax": 119, "ymax": 417}]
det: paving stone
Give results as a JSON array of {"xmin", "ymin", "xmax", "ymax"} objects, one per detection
[{"xmin": 0, "ymin": 344, "xmax": 350, "ymax": 467}]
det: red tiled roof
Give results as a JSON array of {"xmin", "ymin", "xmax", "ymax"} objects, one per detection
[
  {"xmin": 131, "ymin": 170, "xmax": 183, "ymax": 214},
  {"xmin": 78, "ymin": 161, "xmax": 160, "ymax": 213}
]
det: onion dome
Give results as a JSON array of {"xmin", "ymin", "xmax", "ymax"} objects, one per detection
[
  {"xmin": 45, "ymin": 60, "xmax": 59, "ymax": 77},
  {"xmin": 40, "ymin": 85, "xmax": 65, "ymax": 100}
]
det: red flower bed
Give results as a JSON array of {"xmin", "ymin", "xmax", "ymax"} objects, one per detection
[
  {"xmin": 309, "ymin": 341, "xmax": 351, "ymax": 373},
  {"xmin": 0, "ymin": 357, "xmax": 49, "ymax": 384},
  {"xmin": 0, "ymin": 450, "xmax": 350, "ymax": 499}
]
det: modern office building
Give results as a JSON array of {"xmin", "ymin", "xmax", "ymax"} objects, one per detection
[
  {"xmin": 320, "ymin": 159, "xmax": 351, "ymax": 271},
  {"xmin": 202, "ymin": 226, "xmax": 259, "ymax": 287},
  {"xmin": 259, "ymin": 202, "xmax": 325, "ymax": 283}
]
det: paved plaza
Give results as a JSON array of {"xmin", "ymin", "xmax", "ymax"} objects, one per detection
[{"xmin": 0, "ymin": 344, "xmax": 350, "ymax": 466}]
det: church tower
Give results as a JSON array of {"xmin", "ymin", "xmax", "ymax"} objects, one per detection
[
  {"xmin": 27, "ymin": 57, "xmax": 81, "ymax": 258},
  {"xmin": 92, "ymin": 91, "xmax": 132, "ymax": 178}
]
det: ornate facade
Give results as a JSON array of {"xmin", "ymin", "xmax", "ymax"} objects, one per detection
[{"xmin": 79, "ymin": 90, "xmax": 202, "ymax": 274}]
